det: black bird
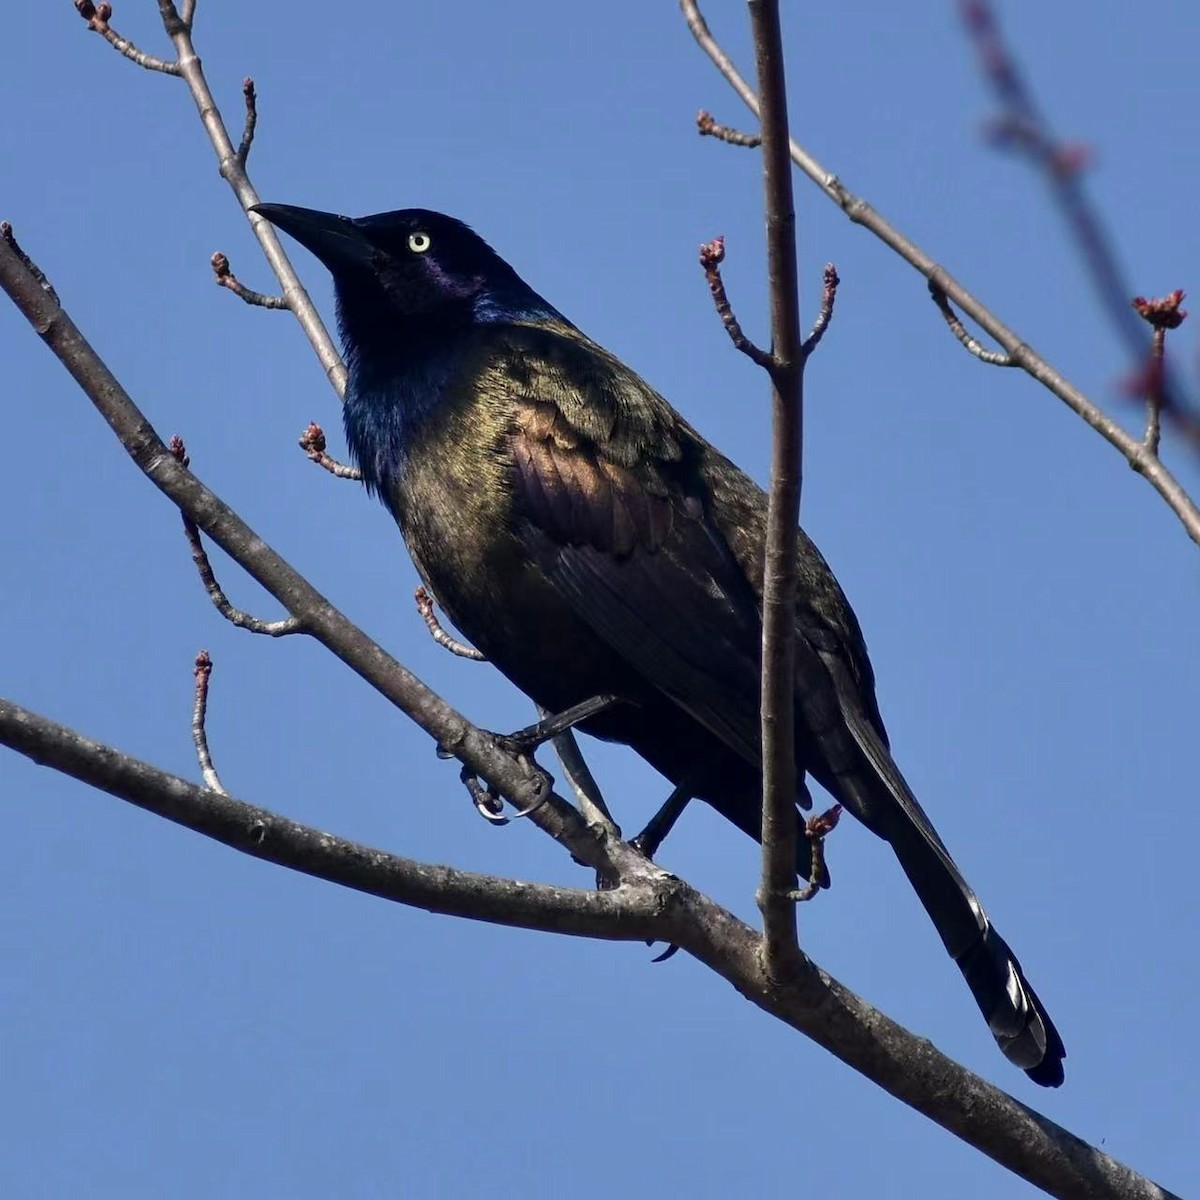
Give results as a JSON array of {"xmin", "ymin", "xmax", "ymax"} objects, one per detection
[{"xmin": 253, "ymin": 202, "xmax": 1066, "ymax": 1087}]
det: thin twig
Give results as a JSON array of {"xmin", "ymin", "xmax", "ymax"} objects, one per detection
[
  {"xmin": 414, "ymin": 587, "xmax": 486, "ymax": 660},
  {"xmin": 191, "ymin": 650, "xmax": 228, "ymax": 793},
  {"xmin": 179, "ymin": 0, "xmax": 196, "ymax": 30},
  {"xmin": 698, "ymin": 237, "xmax": 772, "ymax": 367},
  {"xmin": 211, "ymin": 252, "xmax": 289, "ymax": 310},
  {"xmin": 235, "ymin": 77, "xmax": 257, "ymax": 167},
  {"xmin": 1132, "ymin": 290, "xmax": 1188, "ymax": 458},
  {"xmin": 800, "ymin": 264, "xmax": 840, "ymax": 359},
  {"xmin": 298, "ymin": 422, "xmax": 363, "ymax": 480},
  {"xmin": 697, "ymin": 108, "xmax": 761, "ymax": 147},
  {"xmin": 74, "ymin": 2, "xmax": 181, "ymax": 75},
  {"xmin": 929, "ymin": 283, "xmax": 1014, "ymax": 366},
  {"xmin": 787, "ymin": 804, "xmax": 841, "ymax": 903},
  {"xmin": 168, "ymin": 437, "xmax": 304, "ymax": 637},
  {"xmin": 679, "ymin": 0, "xmax": 1200, "ymax": 547},
  {"xmin": 746, "ymin": 0, "xmax": 806, "ymax": 982}
]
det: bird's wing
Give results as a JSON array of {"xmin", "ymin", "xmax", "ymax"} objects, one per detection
[{"xmin": 491, "ymin": 323, "xmax": 853, "ymax": 772}]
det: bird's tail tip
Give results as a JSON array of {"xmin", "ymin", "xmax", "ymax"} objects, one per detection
[{"xmin": 958, "ymin": 924, "xmax": 1066, "ymax": 1087}]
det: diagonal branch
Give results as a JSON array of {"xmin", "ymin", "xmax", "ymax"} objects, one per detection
[{"xmin": 680, "ymin": 0, "xmax": 1200, "ymax": 548}]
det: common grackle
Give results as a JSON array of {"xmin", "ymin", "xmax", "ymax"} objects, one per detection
[{"xmin": 253, "ymin": 202, "xmax": 1066, "ymax": 1087}]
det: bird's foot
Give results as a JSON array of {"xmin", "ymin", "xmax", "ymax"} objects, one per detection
[{"xmin": 457, "ymin": 760, "xmax": 551, "ymax": 826}]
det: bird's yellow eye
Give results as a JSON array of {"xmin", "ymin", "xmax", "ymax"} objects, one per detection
[{"xmin": 408, "ymin": 232, "xmax": 432, "ymax": 253}]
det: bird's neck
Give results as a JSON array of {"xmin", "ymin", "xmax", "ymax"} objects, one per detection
[
  {"xmin": 341, "ymin": 291, "xmax": 563, "ymax": 504},
  {"xmin": 342, "ymin": 319, "xmax": 464, "ymax": 501}
]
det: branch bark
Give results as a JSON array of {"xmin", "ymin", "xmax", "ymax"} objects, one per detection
[
  {"xmin": 747, "ymin": 0, "xmax": 803, "ymax": 980},
  {"xmin": 0, "ymin": 698, "xmax": 659, "ymax": 939}
]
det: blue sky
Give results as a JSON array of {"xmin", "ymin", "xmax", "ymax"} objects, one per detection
[{"xmin": 2, "ymin": 3, "xmax": 1196, "ymax": 1196}]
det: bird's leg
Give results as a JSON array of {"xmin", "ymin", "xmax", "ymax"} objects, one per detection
[
  {"xmin": 629, "ymin": 783, "xmax": 694, "ymax": 860},
  {"xmin": 630, "ymin": 782, "xmax": 695, "ymax": 964},
  {"xmin": 491, "ymin": 694, "xmax": 623, "ymax": 757}
]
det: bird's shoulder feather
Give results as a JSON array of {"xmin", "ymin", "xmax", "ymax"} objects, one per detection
[{"xmin": 475, "ymin": 320, "xmax": 695, "ymax": 558}]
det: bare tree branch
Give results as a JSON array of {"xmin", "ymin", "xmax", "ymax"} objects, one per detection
[
  {"xmin": 0, "ymin": 691, "xmax": 1180, "ymax": 1200},
  {"xmin": 0, "ymin": 697, "xmax": 659, "ymax": 939},
  {"xmin": 679, "ymin": 0, "xmax": 1200, "ymax": 548},
  {"xmin": 746, "ymin": 0, "xmax": 805, "ymax": 980}
]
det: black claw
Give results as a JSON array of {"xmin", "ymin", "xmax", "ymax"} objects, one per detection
[{"xmin": 649, "ymin": 942, "xmax": 680, "ymax": 964}]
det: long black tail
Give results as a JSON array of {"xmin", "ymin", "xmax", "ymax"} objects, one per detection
[{"xmin": 813, "ymin": 656, "xmax": 1066, "ymax": 1087}]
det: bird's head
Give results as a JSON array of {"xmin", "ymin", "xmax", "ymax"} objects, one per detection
[{"xmin": 251, "ymin": 203, "xmax": 558, "ymax": 349}]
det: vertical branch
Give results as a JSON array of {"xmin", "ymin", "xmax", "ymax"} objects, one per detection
[{"xmin": 748, "ymin": 0, "xmax": 805, "ymax": 979}]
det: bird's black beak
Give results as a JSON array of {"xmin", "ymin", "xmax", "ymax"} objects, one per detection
[{"xmin": 250, "ymin": 203, "xmax": 375, "ymax": 272}]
